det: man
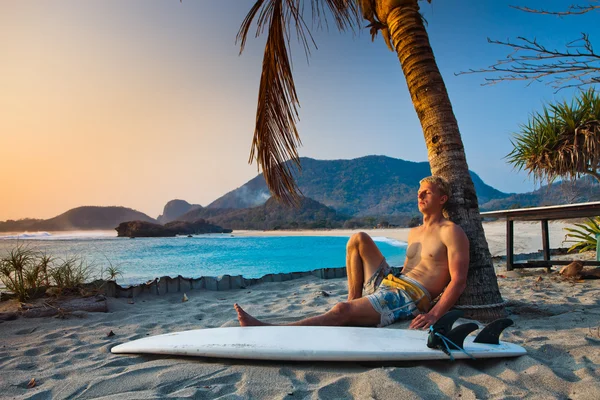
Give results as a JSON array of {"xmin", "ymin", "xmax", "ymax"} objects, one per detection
[{"xmin": 235, "ymin": 176, "xmax": 470, "ymax": 330}]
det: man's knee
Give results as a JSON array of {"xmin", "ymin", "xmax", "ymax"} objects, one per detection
[
  {"xmin": 330, "ymin": 302, "xmax": 352, "ymax": 324},
  {"xmin": 347, "ymin": 232, "xmax": 371, "ymax": 251}
]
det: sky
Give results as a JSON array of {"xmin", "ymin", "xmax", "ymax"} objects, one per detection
[{"xmin": 1, "ymin": 0, "xmax": 598, "ymax": 221}]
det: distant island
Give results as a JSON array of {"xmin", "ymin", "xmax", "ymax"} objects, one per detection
[
  {"xmin": 115, "ymin": 219, "xmax": 232, "ymax": 238},
  {"xmin": 1, "ymin": 156, "xmax": 599, "ymax": 233}
]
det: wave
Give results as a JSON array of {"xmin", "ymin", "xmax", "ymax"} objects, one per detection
[
  {"xmin": 371, "ymin": 236, "xmax": 407, "ymax": 247},
  {"xmin": 0, "ymin": 230, "xmax": 117, "ymax": 240}
]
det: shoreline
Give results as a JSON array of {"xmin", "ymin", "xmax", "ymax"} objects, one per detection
[
  {"xmin": 0, "ymin": 221, "xmax": 579, "ymax": 291},
  {"xmin": 0, "ymin": 220, "xmax": 576, "ymax": 259},
  {"xmin": 233, "ymin": 220, "xmax": 575, "ymax": 257}
]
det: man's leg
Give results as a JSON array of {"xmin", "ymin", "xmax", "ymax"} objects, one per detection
[
  {"xmin": 345, "ymin": 232, "xmax": 386, "ymax": 301},
  {"xmin": 235, "ymin": 297, "xmax": 381, "ymax": 327}
]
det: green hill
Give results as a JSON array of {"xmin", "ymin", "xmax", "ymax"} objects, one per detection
[
  {"xmin": 480, "ymin": 178, "xmax": 600, "ymax": 211},
  {"xmin": 0, "ymin": 206, "xmax": 157, "ymax": 232},
  {"xmin": 178, "ymin": 197, "xmax": 348, "ymax": 230},
  {"xmin": 207, "ymin": 155, "xmax": 510, "ymax": 217}
]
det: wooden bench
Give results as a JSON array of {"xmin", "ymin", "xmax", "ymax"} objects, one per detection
[{"xmin": 481, "ymin": 201, "xmax": 600, "ymax": 271}]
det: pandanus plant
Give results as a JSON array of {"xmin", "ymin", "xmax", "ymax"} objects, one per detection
[{"xmin": 507, "ymin": 89, "xmax": 600, "ymax": 184}]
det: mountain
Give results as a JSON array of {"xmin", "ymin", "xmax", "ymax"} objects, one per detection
[
  {"xmin": 480, "ymin": 178, "xmax": 600, "ymax": 211},
  {"xmin": 157, "ymin": 199, "xmax": 202, "ymax": 224},
  {"xmin": 207, "ymin": 156, "xmax": 510, "ymax": 217},
  {"xmin": 0, "ymin": 206, "xmax": 157, "ymax": 232},
  {"xmin": 178, "ymin": 197, "xmax": 348, "ymax": 230}
]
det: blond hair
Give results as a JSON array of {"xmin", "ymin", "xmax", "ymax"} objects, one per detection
[{"xmin": 419, "ymin": 176, "xmax": 451, "ymax": 217}]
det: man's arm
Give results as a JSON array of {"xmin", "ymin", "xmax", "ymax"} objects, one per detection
[
  {"xmin": 402, "ymin": 228, "xmax": 415, "ymax": 269},
  {"xmin": 409, "ymin": 224, "xmax": 469, "ymax": 329}
]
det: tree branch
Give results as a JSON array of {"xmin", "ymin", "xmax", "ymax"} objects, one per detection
[
  {"xmin": 457, "ymin": 34, "xmax": 600, "ymax": 91},
  {"xmin": 458, "ymin": 2, "xmax": 600, "ymax": 90},
  {"xmin": 510, "ymin": 1, "xmax": 600, "ymax": 16}
]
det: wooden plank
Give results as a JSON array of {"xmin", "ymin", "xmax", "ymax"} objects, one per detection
[
  {"xmin": 541, "ymin": 220, "xmax": 550, "ymax": 261},
  {"xmin": 507, "ymin": 209, "xmax": 600, "ymax": 221},
  {"xmin": 512, "ymin": 260, "xmax": 600, "ymax": 268},
  {"xmin": 481, "ymin": 201, "xmax": 600, "ymax": 222},
  {"xmin": 507, "ymin": 220, "xmax": 514, "ymax": 271}
]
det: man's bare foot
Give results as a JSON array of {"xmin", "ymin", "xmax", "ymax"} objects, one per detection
[{"xmin": 234, "ymin": 303, "xmax": 270, "ymax": 327}]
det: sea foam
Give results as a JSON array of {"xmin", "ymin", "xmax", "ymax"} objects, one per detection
[
  {"xmin": 0, "ymin": 231, "xmax": 116, "ymax": 240},
  {"xmin": 371, "ymin": 236, "xmax": 407, "ymax": 247}
]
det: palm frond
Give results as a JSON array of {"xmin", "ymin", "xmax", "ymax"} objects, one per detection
[
  {"xmin": 506, "ymin": 88, "xmax": 600, "ymax": 184},
  {"xmin": 237, "ymin": 0, "xmax": 359, "ymax": 205}
]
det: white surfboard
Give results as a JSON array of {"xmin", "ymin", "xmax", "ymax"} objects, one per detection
[{"xmin": 111, "ymin": 326, "xmax": 526, "ymax": 361}]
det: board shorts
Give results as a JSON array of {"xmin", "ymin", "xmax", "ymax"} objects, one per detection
[{"xmin": 363, "ymin": 259, "xmax": 432, "ymax": 327}]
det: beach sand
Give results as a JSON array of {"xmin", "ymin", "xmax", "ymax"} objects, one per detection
[{"xmin": 1, "ymin": 222, "xmax": 599, "ymax": 399}]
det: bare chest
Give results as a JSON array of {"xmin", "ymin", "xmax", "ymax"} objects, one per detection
[{"xmin": 405, "ymin": 230, "xmax": 448, "ymax": 265}]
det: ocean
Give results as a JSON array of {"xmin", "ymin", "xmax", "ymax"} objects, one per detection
[{"xmin": 0, "ymin": 231, "xmax": 407, "ymax": 286}]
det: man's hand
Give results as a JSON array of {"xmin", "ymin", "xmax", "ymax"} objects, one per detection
[{"xmin": 409, "ymin": 313, "xmax": 437, "ymax": 330}]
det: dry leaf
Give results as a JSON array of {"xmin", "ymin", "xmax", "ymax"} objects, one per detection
[
  {"xmin": 27, "ymin": 378, "xmax": 36, "ymax": 388},
  {"xmin": 535, "ymin": 276, "xmax": 543, "ymax": 282}
]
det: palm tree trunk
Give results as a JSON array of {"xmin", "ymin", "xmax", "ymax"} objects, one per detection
[{"xmin": 380, "ymin": 0, "xmax": 505, "ymax": 321}]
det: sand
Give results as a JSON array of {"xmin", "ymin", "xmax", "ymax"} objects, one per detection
[{"xmin": 1, "ymin": 221, "xmax": 599, "ymax": 399}]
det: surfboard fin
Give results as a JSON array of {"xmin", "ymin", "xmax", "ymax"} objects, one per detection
[
  {"xmin": 473, "ymin": 318, "xmax": 514, "ymax": 345},
  {"xmin": 427, "ymin": 310, "xmax": 464, "ymax": 351},
  {"xmin": 445, "ymin": 323, "xmax": 479, "ymax": 350}
]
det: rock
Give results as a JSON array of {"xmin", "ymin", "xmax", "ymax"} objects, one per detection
[
  {"xmin": 115, "ymin": 219, "xmax": 232, "ymax": 238},
  {"xmin": 559, "ymin": 261, "xmax": 584, "ymax": 278},
  {"xmin": 157, "ymin": 200, "xmax": 202, "ymax": 224}
]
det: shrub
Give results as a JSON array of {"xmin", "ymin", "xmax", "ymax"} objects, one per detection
[
  {"xmin": 49, "ymin": 255, "xmax": 94, "ymax": 292},
  {"xmin": 564, "ymin": 217, "xmax": 600, "ymax": 253},
  {"xmin": 99, "ymin": 254, "xmax": 123, "ymax": 282},
  {"xmin": 0, "ymin": 244, "xmax": 45, "ymax": 301}
]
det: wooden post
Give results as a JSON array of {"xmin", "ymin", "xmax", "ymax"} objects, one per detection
[
  {"xmin": 541, "ymin": 219, "xmax": 551, "ymax": 272},
  {"xmin": 507, "ymin": 219, "xmax": 514, "ymax": 271}
]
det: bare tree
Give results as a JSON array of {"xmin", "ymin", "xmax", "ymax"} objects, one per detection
[{"xmin": 458, "ymin": 1, "xmax": 600, "ymax": 91}]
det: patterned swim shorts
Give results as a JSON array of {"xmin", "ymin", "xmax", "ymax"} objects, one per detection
[
  {"xmin": 363, "ymin": 259, "xmax": 431, "ymax": 327},
  {"xmin": 362, "ymin": 258, "xmax": 392, "ymax": 296}
]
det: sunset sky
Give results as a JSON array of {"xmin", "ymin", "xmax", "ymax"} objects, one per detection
[{"xmin": 1, "ymin": 0, "xmax": 598, "ymax": 221}]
